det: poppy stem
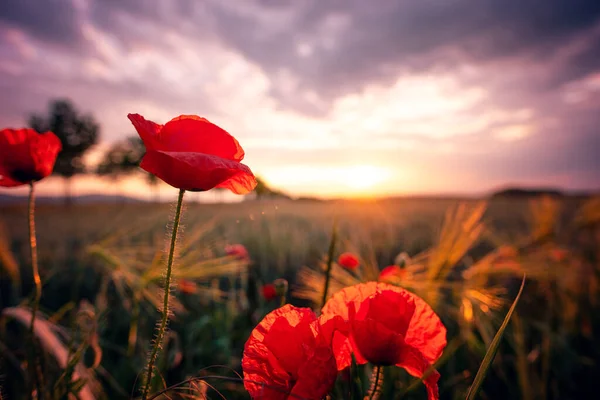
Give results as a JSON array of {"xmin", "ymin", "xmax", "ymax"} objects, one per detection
[
  {"xmin": 320, "ymin": 218, "xmax": 338, "ymax": 309},
  {"xmin": 27, "ymin": 182, "xmax": 45, "ymax": 400},
  {"xmin": 141, "ymin": 189, "xmax": 185, "ymax": 400},
  {"xmin": 367, "ymin": 365, "xmax": 383, "ymax": 400}
]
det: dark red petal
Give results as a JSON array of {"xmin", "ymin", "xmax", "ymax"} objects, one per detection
[
  {"xmin": 0, "ymin": 172, "xmax": 23, "ymax": 187},
  {"xmin": 29, "ymin": 132, "xmax": 62, "ymax": 179},
  {"xmin": 360, "ymin": 290, "xmax": 416, "ymax": 336},
  {"xmin": 396, "ymin": 345, "xmax": 441, "ymax": 400},
  {"xmin": 349, "ymin": 300, "xmax": 407, "ymax": 366},
  {"xmin": 140, "ymin": 150, "xmax": 256, "ymax": 193},
  {"xmin": 350, "ymin": 317, "xmax": 405, "ymax": 366},
  {"xmin": 0, "ymin": 129, "xmax": 35, "ymax": 183},
  {"xmin": 160, "ymin": 115, "xmax": 245, "ymax": 161},
  {"xmin": 0, "ymin": 129, "xmax": 61, "ymax": 185},
  {"xmin": 127, "ymin": 114, "xmax": 163, "ymax": 151}
]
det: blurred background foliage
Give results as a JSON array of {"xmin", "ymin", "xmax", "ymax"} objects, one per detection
[{"xmin": 0, "ymin": 194, "xmax": 599, "ymax": 399}]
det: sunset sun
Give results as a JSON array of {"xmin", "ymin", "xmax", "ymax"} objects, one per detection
[{"xmin": 343, "ymin": 165, "xmax": 391, "ymax": 190}]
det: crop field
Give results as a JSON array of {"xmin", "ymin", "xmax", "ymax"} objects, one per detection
[{"xmin": 0, "ymin": 195, "xmax": 599, "ymax": 399}]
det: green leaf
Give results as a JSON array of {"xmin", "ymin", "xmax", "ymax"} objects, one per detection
[{"xmin": 465, "ymin": 274, "xmax": 526, "ymax": 400}]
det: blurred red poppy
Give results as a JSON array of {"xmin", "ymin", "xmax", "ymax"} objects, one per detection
[
  {"xmin": 322, "ymin": 282, "xmax": 447, "ymax": 400},
  {"xmin": 127, "ymin": 114, "xmax": 256, "ymax": 194},
  {"xmin": 242, "ymin": 305, "xmax": 338, "ymax": 399},
  {"xmin": 338, "ymin": 252, "xmax": 360, "ymax": 270},
  {"xmin": 178, "ymin": 279, "xmax": 197, "ymax": 295},
  {"xmin": 262, "ymin": 284, "xmax": 277, "ymax": 301},
  {"xmin": 0, "ymin": 128, "xmax": 61, "ymax": 187},
  {"xmin": 379, "ymin": 265, "xmax": 404, "ymax": 282},
  {"xmin": 225, "ymin": 244, "xmax": 250, "ymax": 261}
]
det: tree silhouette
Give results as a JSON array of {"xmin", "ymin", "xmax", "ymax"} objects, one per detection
[
  {"xmin": 254, "ymin": 177, "xmax": 271, "ymax": 199},
  {"xmin": 29, "ymin": 99, "xmax": 99, "ymax": 205},
  {"xmin": 253, "ymin": 177, "xmax": 290, "ymax": 200},
  {"xmin": 97, "ymin": 136, "xmax": 161, "ymax": 202}
]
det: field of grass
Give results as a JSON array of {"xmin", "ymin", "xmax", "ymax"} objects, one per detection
[{"xmin": 1, "ymin": 195, "xmax": 599, "ymax": 399}]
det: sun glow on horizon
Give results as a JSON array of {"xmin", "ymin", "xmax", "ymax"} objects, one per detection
[{"xmin": 264, "ymin": 164, "xmax": 393, "ymax": 196}]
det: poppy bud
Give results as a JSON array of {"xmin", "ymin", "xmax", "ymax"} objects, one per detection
[
  {"xmin": 338, "ymin": 252, "xmax": 360, "ymax": 270},
  {"xmin": 394, "ymin": 251, "xmax": 411, "ymax": 267},
  {"xmin": 261, "ymin": 284, "xmax": 277, "ymax": 301},
  {"xmin": 273, "ymin": 278, "xmax": 288, "ymax": 297},
  {"xmin": 225, "ymin": 244, "xmax": 250, "ymax": 261},
  {"xmin": 379, "ymin": 265, "xmax": 403, "ymax": 282},
  {"xmin": 178, "ymin": 279, "xmax": 197, "ymax": 295}
]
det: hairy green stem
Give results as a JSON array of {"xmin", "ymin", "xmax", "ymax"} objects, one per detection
[
  {"xmin": 28, "ymin": 183, "xmax": 40, "ymax": 338},
  {"xmin": 27, "ymin": 183, "xmax": 45, "ymax": 400},
  {"xmin": 368, "ymin": 365, "xmax": 382, "ymax": 400},
  {"xmin": 320, "ymin": 218, "xmax": 338, "ymax": 309},
  {"xmin": 141, "ymin": 189, "xmax": 185, "ymax": 400}
]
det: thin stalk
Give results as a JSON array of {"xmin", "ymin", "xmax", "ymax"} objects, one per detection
[
  {"xmin": 27, "ymin": 183, "xmax": 45, "ymax": 400},
  {"xmin": 141, "ymin": 189, "xmax": 185, "ymax": 400},
  {"xmin": 320, "ymin": 218, "xmax": 338, "ymax": 309},
  {"xmin": 368, "ymin": 365, "xmax": 382, "ymax": 400},
  {"xmin": 28, "ymin": 182, "xmax": 41, "ymax": 338}
]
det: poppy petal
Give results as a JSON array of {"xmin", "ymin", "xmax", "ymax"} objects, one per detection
[
  {"xmin": 355, "ymin": 291, "xmax": 416, "ymax": 336},
  {"xmin": 0, "ymin": 129, "xmax": 61, "ymax": 186},
  {"xmin": 350, "ymin": 317, "xmax": 406, "ymax": 366},
  {"xmin": 161, "ymin": 115, "xmax": 245, "ymax": 161},
  {"xmin": 127, "ymin": 114, "xmax": 163, "ymax": 151},
  {"xmin": 29, "ymin": 132, "xmax": 62, "ymax": 180},
  {"xmin": 242, "ymin": 339, "xmax": 291, "ymax": 399},
  {"xmin": 242, "ymin": 305, "xmax": 338, "ymax": 399},
  {"xmin": 140, "ymin": 150, "xmax": 256, "ymax": 193},
  {"xmin": 321, "ymin": 282, "xmax": 446, "ymax": 376},
  {"xmin": 318, "ymin": 314, "xmax": 356, "ymax": 370},
  {"xmin": 262, "ymin": 312, "xmax": 315, "ymax": 378},
  {"xmin": 0, "ymin": 129, "xmax": 36, "ymax": 181},
  {"xmin": 292, "ymin": 321, "xmax": 339, "ymax": 399},
  {"xmin": 215, "ymin": 169, "xmax": 258, "ymax": 195},
  {"xmin": 404, "ymin": 296, "xmax": 447, "ymax": 363},
  {"xmin": 0, "ymin": 173, "xmax": 24, "ymax": 187},
  {"xmin": 396, "ymin": 345, "xmax": 441, "ymax": 400}
]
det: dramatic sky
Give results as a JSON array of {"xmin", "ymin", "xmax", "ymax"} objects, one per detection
[{"xmin": 1, "ymin": 0, "xmax": 599, "ymax": 199}]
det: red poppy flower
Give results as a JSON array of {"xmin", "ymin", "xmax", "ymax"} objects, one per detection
[
  {"xmin": 262, "ymin": 284, "xmax": 277, "ymax": 301},
  {"xmin": 322, "ymin": 282, "xmax": 447, "ymax": 400},
  {"xmin": 178, "ymin": 279, "xmax": 197, "ymax": 295},
  {"xmin": 338, "ymin": 252, "xmax": 359, "ymax": 270},
  {"xmin": 242, "ymin": 305, "xmax": 339, "ymax": 399},
  {"xmin": 0, "ymin": 128, "xmax": 61, "ymax": 187},
  {"xmin": 225, "ymin": 244, "xmax": 250, "ymax": 261},
  {"xmin": 127, "ymin": 114, "xmax": 256, "ymax": 194},
  {"xmin": 379, "ymin": 265, "xmax": 405, "ymax": 282}
]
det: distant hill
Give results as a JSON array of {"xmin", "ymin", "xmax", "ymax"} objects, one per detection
[
  {"xmin": 490, "ymin": 187, "xmax": 565, "ymax": 198},
  {"xmin": 0, "ymin": 193, "xmax": 145, "ymax": 206}
]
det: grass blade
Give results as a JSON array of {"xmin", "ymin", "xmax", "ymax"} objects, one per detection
[{"xmin": 465, "ymin": 274, "xmax": 526, "ymax": 400}]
